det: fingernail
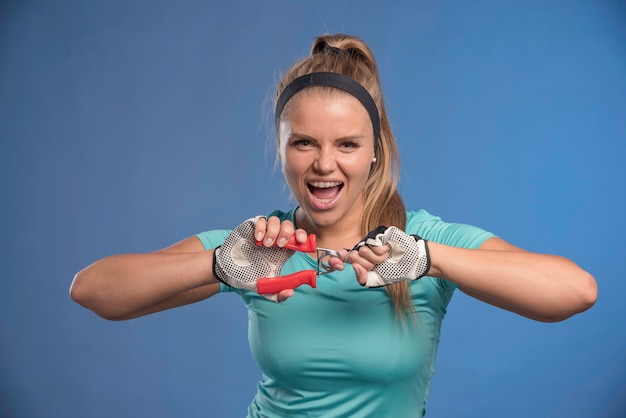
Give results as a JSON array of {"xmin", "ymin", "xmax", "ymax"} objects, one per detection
[
  {"xmin": 277, "ymin": 237, "xmax": 287, "ymax": 247},
  {"xmin": 256, "ymin": 232, "xmax": 263, "ymax": 241},
  {"xmin": 264, "ymin": 237, "xmax": 274, "ymax": 246}
]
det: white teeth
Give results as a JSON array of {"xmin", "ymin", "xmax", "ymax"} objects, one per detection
[{"xmin": 308, "ymin": 181, "xmax": 342, "ymax": 188}]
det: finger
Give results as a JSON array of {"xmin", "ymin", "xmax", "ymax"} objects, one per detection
[
  {"xmin": 345, "ymin": 247, "xmax": 382, "ymax": 270},
  {"xmin": 338, "ymin": 248, "xmax": 350, "ymax": 261},
  {"xmin": 343, "ymin": 249, "xmax": 359, "ymax": 265},
  {"xmin": 352, "ymin": 263, "xmax": 368, "ymax": 286},
  {"xmin": 254, "ymin": 216, "xmax": 267, "ymax": 242},
  {"xmin": 327, "ymin": 256, "xmax": 345, "ymax": 272},
  {"xmin": 276, "ymin": 220, "xmax": 295, "ymax": 248},
  {"xmin": 369, "ymin": 243, "xmax": 391, "ymax": 257},
  {"xmin": 276, "ymin": 289, "xmax": 295, "ymax": 302},
  {"xmin": 355, "ymin": 245, "xmax": 389, "ymax": 265},
  {"xmin": 294, "ymin": 228, "xmax": 308, "ymax": 244},
  {"xmin": 263, "ymin": 216, "xmax": 282, "ymax": 246},
  {"xmin": 345, "ymin": 251, "xmax": 376, "ymax": 271}
]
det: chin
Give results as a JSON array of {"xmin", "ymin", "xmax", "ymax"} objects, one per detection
[{"xmin": 299, "ymin": 207, "xmax": 339, "ymax": 229}]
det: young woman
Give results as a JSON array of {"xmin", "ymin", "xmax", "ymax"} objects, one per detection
[{"xmin": 70, "ymin": 34, "xmax": 597, "ymax": 417}]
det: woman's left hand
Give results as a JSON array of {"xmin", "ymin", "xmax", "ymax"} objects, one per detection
[
  {"xmin": 343, "ymin": 226, "xmax": 431, "ymax": 287},
  {"xmin": 343, "ymin": 244, "xmax": 391, "ymax": 285}
]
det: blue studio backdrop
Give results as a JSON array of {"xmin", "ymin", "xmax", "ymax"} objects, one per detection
[{"xmin": 1, "ymin": 1, "xmax": 625, "ymax": 417}]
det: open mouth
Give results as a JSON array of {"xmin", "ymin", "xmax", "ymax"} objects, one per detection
[{"xmin": 307, "ymin": 181, "xmax": 343, "ymax": 204}]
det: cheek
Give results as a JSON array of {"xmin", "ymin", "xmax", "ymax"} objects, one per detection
[
  {"xmin": 345, "ymin": 156, "xmax": 373, "ymax": 182},
  {"xmin": 282, "ymin": 144, "xmax": 313, "ymax": 174},
  {"xmin": 281, "ymin": 156, "xmax": 303, "ymax": 187}
]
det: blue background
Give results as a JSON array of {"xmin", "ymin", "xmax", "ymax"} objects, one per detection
[{"xmin": 1, "ymin": 0, "xmax": 625, "ymax": 417}]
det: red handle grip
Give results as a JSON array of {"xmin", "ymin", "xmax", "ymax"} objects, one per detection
[
  {"xmin": 257, "ymin": 270, "xmax": 317, "ymax": 294},
  {"xmin": 255, "ymin": 234, "xmax": 317, "ymax": 252}
]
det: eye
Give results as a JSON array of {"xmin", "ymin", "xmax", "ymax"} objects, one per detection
[
  {"xmin": 339, "ymin": 140, "xmax": 359, "ymax": 150},
  {"xmin": 289, "ymin": 137, "xmax": 315, "ymax": 150}
]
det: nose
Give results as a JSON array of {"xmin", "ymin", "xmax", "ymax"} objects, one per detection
[{"xmin": 313, "ymin": 146, "xmax": 336, "ymax": 174}]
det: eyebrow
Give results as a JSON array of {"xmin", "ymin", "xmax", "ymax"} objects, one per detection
[{"xmin": 288, "ymin": 133, "xmax": 366, "ymax": 142}]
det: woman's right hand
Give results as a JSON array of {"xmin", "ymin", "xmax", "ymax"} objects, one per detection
[
  {"xmin": 213, "ymin": 216, "xmax": 312, "ymax": 302},
  {"xmin": 253, "ymin": 216, "xmax": 311, "ymax": 302}
]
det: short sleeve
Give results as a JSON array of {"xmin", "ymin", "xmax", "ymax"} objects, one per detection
[
  {"xmin": 406, "ymin": 210, "xmax": 495, "ymax": 249},
  {"xmin": 195, "ymin": 229, "xmax": 236, "ymax": 293},
  {"xmin": 406, "ymin": 210, "xmax": 496, "ymax": 291}
]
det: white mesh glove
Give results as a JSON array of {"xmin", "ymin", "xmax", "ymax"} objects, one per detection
[
  {"xmin": 212, "ymin": 217, "xmax": 294, "ymax": 299},
  {"xmin": 353, "ymin": 226, "xmax": 431, "ymax": 288}
]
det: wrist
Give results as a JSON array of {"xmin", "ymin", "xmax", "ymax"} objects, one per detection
[
  {"xmin": 207, "ymin": 249, "xmax": 223, "ymax": 286},
  {"xmin": 423, "ymin": 240, "xmax": 441, "ymax": 278}
]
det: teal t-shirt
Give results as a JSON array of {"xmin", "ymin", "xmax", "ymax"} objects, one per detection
[{"xmin": 196, "ymin": 209, "xmax": 494, "ymax": 417}]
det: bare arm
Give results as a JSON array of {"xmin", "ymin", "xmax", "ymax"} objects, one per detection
[
  {"xmin": 428, "ymin": 237, "xmax": 598, "ymax": 322},
  {"xmin": 348, "ymin": 235, "xmax": 597, "ymax": 322},
  {"xmin": 69, "ymin": 236, "xmax": 221, "ymax": 321}
]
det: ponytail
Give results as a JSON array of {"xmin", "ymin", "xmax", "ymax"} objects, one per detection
[{"xmin": 276, "ymin": 34, "xmax": 413, "ymax": 317}]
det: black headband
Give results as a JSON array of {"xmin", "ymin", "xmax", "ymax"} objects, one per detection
[{"xmin": 275, "ymin": 72, "xmax": 380, "ymax": 143}]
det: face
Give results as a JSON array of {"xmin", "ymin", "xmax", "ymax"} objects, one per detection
[{"xmin": 278, "ymin": 90, "xmax": 375, "ymax": 233}]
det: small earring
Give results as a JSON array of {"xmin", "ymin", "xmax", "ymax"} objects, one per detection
[{"xmin": 372, "ymin": 157, "xmax": 377, "ymax": 163}]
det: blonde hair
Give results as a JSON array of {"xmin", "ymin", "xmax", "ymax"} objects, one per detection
[{"xmin": 275, "ymin": 34, "xmax": 413, "ymax": 316}]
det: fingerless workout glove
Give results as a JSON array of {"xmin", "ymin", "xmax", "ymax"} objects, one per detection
[
  {"xmin": 354, "ymin": 226, "xmax": 430, "ymax": 288},
  {"xmin": 212, "ymin": 217, "xmax": 294, "ymax": 292}
]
